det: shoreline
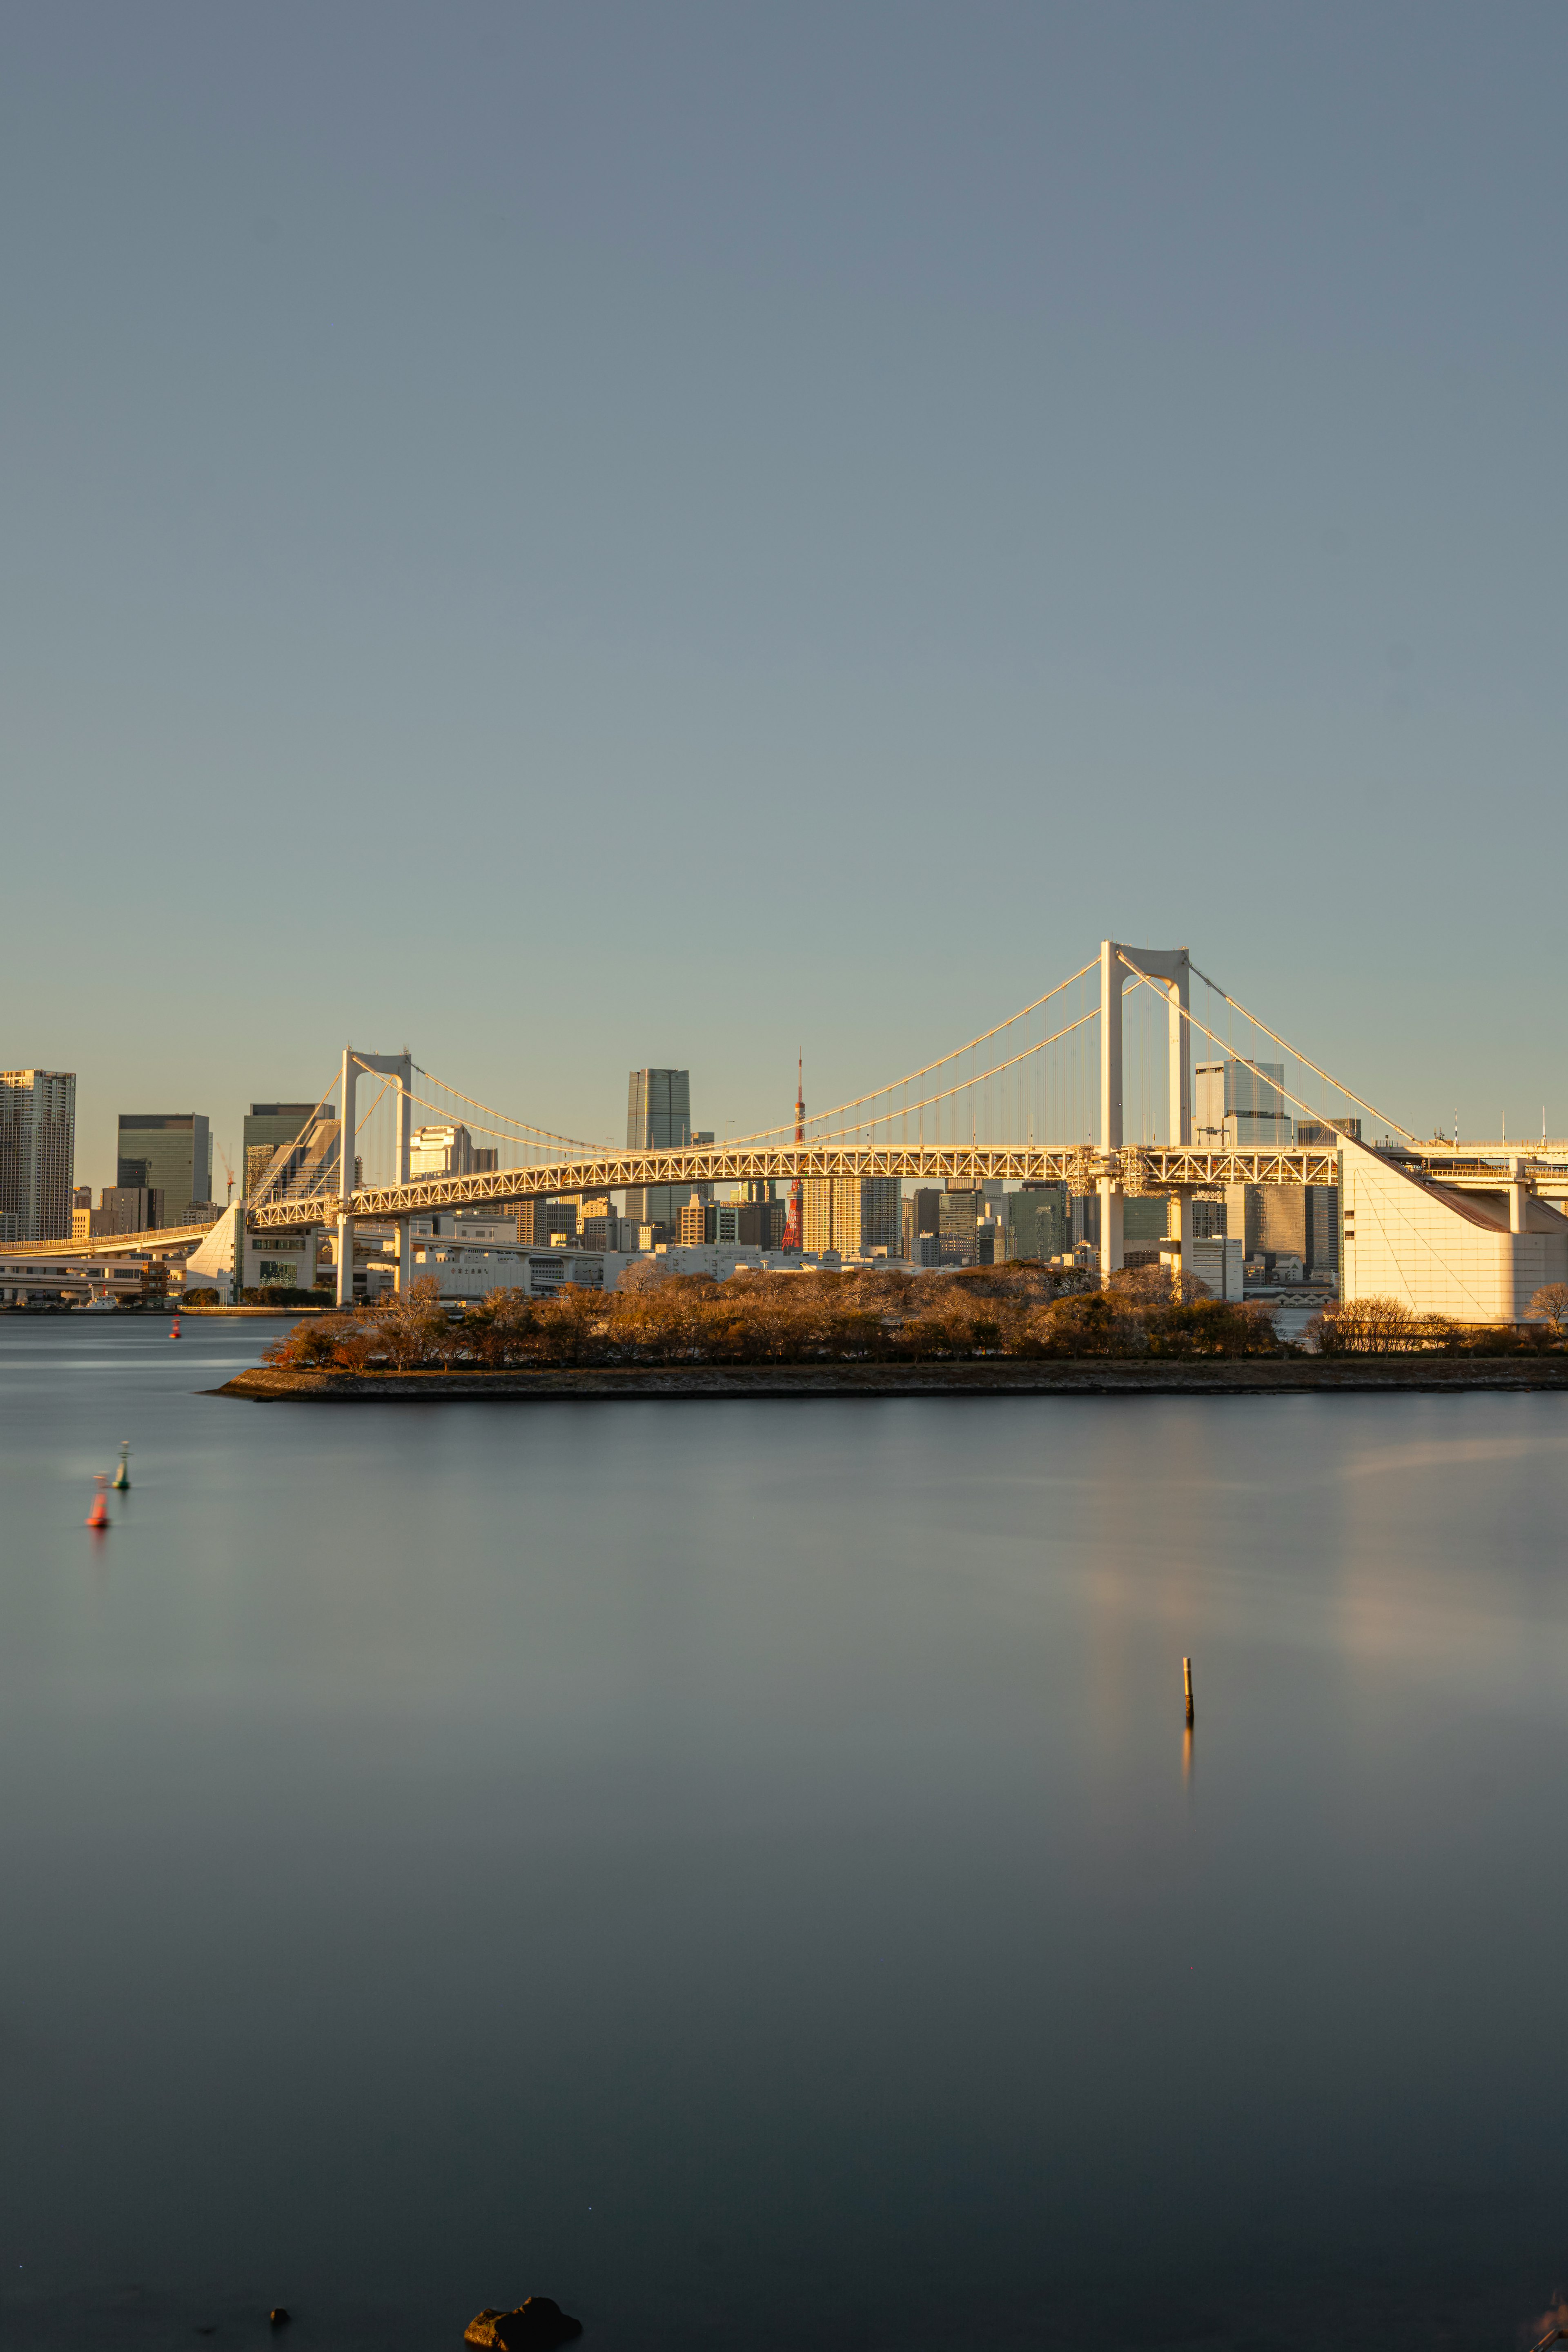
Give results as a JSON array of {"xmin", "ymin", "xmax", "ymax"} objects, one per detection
[{"xmin": 218, "ymin": 1358, "xmax": 1568, "ymax": 1401}]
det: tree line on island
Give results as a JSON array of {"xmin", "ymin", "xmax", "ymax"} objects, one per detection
[{"xmin": 260, "ymin": 1263, "xmax": 1568, "ymax": 1372}]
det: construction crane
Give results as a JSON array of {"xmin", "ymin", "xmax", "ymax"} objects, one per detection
[{"xmin": 215, "ymin": 1144, "xmax": 236, "ymax": 1205}]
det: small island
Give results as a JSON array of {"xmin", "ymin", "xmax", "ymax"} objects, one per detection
[{"xmin": 217, "ymin": 1265, "xmax": 1568, "ymax": 1399}]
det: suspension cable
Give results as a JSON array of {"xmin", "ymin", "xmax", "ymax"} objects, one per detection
[
  {"xmin": 762, "ymin": 1008, "xmax": 1100, "ymax": 1144},
  {"xmin": 411, "ymin": 1066, "xmax": 605, "ymax": 1153},
  {"xmin": 1184, "ymin": 961, "xmax": 1419, "ymax": 1145},
  {"xmin": 247, "ymin": 1069, "xmax": 342, "ymax": 1212},
  {"xmin": 1117, "ymin": 955, "xmax": 1417, "ymax": 1146},
  {"xmin": 411, "ymin": 961, "xmax": 1098, "ymax": 1160},
  {"xmin": 722, "ymin": 959, "xmax": 1099, "ymax": 1145},
  {"xmin": 401, "ymin": 1023, "xmax": 1100, "ymax": 1161},
  {"xmin": 396, "ymin": 1075, "xmax": 574, "ymax": 1156}
]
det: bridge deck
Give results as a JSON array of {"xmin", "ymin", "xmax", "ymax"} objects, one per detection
[
  {"xmin": 249, "ymin": 1145, "xmax": 1351, "ymax": 1229},
  {"xmin": 0, "ymin": 1221, "xmax": 219, "ymax": 1261}
]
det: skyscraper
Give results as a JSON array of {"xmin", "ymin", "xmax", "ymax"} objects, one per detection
[
  {"xmin": 0, "ymin": 1071, "xmax": 76, "ymax": 1241},
  {"xmin": 117, "ymin": 1114, "xmax": 211, "ymax": 1228},
  {"xmin": 624, "ymin": 1068, "xmax": 691, "ymax": 1233},
  {"xmin": 243, "ymin": 1103, "xmax": 327, "ymax": 1200},
  {"xmin": 902, "ymin": 1187, "xmax": 941, "ymax": 1261},
  {"xmin": 1194, "ymin": 1059, "xmax": 1292, "ymax": 1147},
  {"xmin": 410, "ymin": 1122, "xmax": 491, "ymax": 1176},
  {"xmin": 1007, "ymin": 1183, "xmax": 1070, "ymax": 1262},
  {"xmin": 937, "ymin": 1184, "xmax": 980, "ymax": 1266}
]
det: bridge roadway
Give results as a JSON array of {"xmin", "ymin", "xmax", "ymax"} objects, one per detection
[
  {"xmin": 249, "ymin": 1143, "xmax": 1349, "ymax": 1231},
  {"xmin": 7, "ymin": 1143, "xmax": 1564, "ymax": 1259},
  {"xmin": 0, "ymin": 1220, "xmax": 218, "ymax": 1262}
]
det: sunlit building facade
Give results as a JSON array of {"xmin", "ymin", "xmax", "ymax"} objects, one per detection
[
  {"xmin": 117, "ymin": 1113, "xmax": 211, "ymax": 1227},
  {"xmin": 802, "ymin": 1175, "xmax": 902, "ymax": 1258},
  {"xmin": 0, "ymin": 1070, "xmax": 76, "ymax": 1242},
  {"xmin": 624, "ymin": 1067, "xmax": 691, "ymax": 1234},
  {"xmin": 1194, "ymin": 1059, "xmax": 1293, "ymax": 1149}
]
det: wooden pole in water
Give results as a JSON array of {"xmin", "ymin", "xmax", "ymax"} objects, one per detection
[{"xmin": 1183, "ymin": 1656, "xmax": 1194, "ymax": 1726}]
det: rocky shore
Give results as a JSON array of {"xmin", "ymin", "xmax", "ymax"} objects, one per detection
[{"xmin": 218, "ymin": 1357, "xmax": 1568, "ymax": 1401}]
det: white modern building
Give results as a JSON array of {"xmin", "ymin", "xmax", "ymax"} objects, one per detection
[
  {"xmin": 1185, "ymin": 1235, "xmax": 1245, "ymax": 1300},
  {"xmin": 0, "ymin": 1253, "xmax": 152, "ymax": 1305},
  {"xmin": 1339, "ymin": 1135, "xmax": 1568, "ymax": 1323},
  {"xmin": 184, "ymin": 1203, "xmax": 324, "ymax": 1298},
  {"xmin": 410, "ymin": 1124, "xmax": 497, "ymax": 1177}
]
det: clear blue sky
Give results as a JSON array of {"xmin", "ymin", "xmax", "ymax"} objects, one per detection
[{"xmin": 4, "ymin": 3, "xmax": 1565, "ymax": 1185}]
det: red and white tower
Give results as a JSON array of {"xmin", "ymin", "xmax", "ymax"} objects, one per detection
[{"xmin": 780, "ymin": 1055, "xmax": 804, "ymax": 1251}]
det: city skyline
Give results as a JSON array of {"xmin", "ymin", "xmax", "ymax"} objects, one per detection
[
  {"xmin": 29, "ymin": 1034, "xmax": 1568, "ymax": 1210},
  {"xmin": 4, "ymin": 6, "xmax": 1568, "ymax": 1184}
]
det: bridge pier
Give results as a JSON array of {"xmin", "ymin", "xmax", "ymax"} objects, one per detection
[
  {"xmin": 397, "ymin": 1218, "xmax": 412, "ymax": 1295},
  {"xmin": 1100, "ymin": 938, "xmax": 1193, "ymax": 1288},
  {"xmin": 334, "ymin": 1042, "xmax": 413, "ymax": 1311},
  {"xmin": 1098, "ymin": 1178, "xmax": 1124, "ymax": 1276}
]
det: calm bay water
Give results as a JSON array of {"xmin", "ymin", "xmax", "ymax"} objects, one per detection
[{"xmin": 3, "ymin": 1318, "xmax": 1568, "ymax": 2352}]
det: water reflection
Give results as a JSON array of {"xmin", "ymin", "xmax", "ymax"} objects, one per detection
[{"xmin": 0, "ymin": 1331, "xmax": 1566, "ymax": 2350}]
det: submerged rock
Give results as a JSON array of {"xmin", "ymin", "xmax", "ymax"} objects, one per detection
[{"xmin": 465, "ymin": 2298, "xmax": 583, "ymax": 2349}]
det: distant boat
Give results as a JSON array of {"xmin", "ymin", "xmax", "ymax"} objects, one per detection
[{"xmin": 76, "ymin": 1294, "xmax": 118, "ymax": 1314}]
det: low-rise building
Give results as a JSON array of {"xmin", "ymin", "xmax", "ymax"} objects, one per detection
[
  {"xmin": 516, "ymin": 1198, "xmax": 579, "ymax": 1245},
  {"xmin": 1187, "ymin": 1236, "xmax": 1245, "ymax": 1300},
  {"xmin": 408, "ymin": 1236, "xmax": 609, "ymax": 1300},
  {"xmin": 679, "ymin": 1200, "xmax": 744, "ymax": 1246},
  {"xmin": 0, "ymin": 1253, "xmax": 160, "ymax": 1305},
  {"xmin": 75, "ymin": 1185, "xmax": 164, "ymax": 1238}
]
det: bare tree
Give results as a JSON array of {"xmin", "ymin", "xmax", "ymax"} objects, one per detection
[
  {"xmin": 1109, "ymin": 1263, "xmax": 1214, "ymax": 1307},
  {"xmin": 1314, "ymin": 1296, "xmax": 1435, "ymax": 1353},
  {"xmin": 618, "ymin": 1257, "xmax": 673, "ymax": 1294},
  {"xmin": 1528, "ymin": 1282, "xmax": 1568, "ymax": 1332}
]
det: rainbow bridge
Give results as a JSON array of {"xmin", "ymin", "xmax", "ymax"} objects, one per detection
[{"xmin": 12, "ymin": 940, "xmax": 1567, "ymax": 1325}]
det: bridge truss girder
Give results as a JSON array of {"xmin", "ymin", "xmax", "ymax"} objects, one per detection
[{"xmin": 247, "ymin": 1145, "xmax": 1346, "ymax": 1232}]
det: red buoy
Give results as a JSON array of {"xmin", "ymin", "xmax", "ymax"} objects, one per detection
[
  {"xmin": 169, "ymin": 1314, "xmax": 181, "ymax": 1339},
  {"xmin": 86, "ymin": 1474, "xmax": 110, "ymax": 1530}
]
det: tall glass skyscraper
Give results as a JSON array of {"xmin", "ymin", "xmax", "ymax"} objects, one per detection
[
  {"xmin": 117, "ymin": 1114, "xmax": 212, "ymax": 1227},
  {"xmin": 624, "ymin": 1068, "xmax": 691, "ymax": 1233},
  {"xmin": 1193, "ymin": 1060, "xmax": 1293, "ymax": 1147}
]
